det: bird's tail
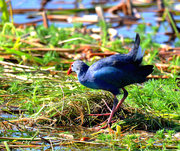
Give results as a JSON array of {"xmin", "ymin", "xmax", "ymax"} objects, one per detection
[
  {"xmin": 128, "ymin": 33, "xmax": 145, "ymax": 63},
  {"xmin": 134, "ymin": 65, "xmax": 153, "ymax": 83},
  {"xmin": 138, "ymin": 65, "xmax": 154, "ymax": 78}
]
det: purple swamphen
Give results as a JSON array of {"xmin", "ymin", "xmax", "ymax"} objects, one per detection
[{"xmin": 67, "ymin": 33, "xmax": 153, "ymax": 128}]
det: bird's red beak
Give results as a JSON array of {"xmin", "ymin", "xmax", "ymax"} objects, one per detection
[
  {"xmin": 67, "ymin": 68, "xmax": 72, "ymax": 75},
  {"xmin": 67, "ymin": 63, "xmax": 73, "ymax": 75}
]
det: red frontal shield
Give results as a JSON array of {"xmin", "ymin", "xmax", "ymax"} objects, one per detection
[{"xmin": 67, "ymin": 63, "xmax": 73, "ymax": 75}]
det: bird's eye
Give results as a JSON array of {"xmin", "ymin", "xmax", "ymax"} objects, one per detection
[{"xmin": 71, "ymin": 64, "xmax": 73, "ymax": 67}]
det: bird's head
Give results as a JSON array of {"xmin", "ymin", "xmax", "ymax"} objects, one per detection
[{"xmin": 67, "ymin": 60, "xmax": 89, "ymax": 75}]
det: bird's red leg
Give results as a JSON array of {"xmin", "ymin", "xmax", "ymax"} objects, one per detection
[
  {"xmin": 99, "ymin": 96, "xmax": 119, "ymax": 129},
  {"xmin": 88, "ymin": 99, "xmax": 112, "ymax": 116},
  {"xmin": 114, "ymin": 88, "xmax": 128, "ymax": 112},
  {"xmin": 106, "ymin": 95, "xmax": 118, "ymax": 125},
  {"xmin": 101, "ymin": 88, "xmax": 128, "ymax": 128},
  {"xmin": 88, "ymin": 88, "xmax": 128, "ymax": 129}
]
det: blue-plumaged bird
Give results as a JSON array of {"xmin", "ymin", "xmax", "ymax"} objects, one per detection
[{"xmin": 67, "ymin": 33, "xmax": 153, "ymax": 128}]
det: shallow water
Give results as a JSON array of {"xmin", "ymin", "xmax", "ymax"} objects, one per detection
[{"xmin": 9, "ymin": 0, "xmax": 180, "ymax": 45}]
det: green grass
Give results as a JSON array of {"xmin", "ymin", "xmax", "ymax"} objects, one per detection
[
  {"xmin": 0, "ymin": 0, "xmax": 10, "ymax": 23},
  {"xmin": 126, "ymin": 79, "xmax": 179, "ymax": 115},
  {"xmin": 0, "ymin": 70, "xmax": 179, "ymax": 128}
]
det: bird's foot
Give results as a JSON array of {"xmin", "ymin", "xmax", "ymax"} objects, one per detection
[
  {"xmin": 90, "ymin": 118, "xmax": 117, "ymax": 132},
  {"xmin": 99, "ymin": 124, "xmax": 108, "ymax": 129},
  {"xmin": 88, "ymin": 113, "xmax": 110, "ymax": 116},
  {"xmin": 93, "ymin": 118, "xmax": 117, "ymax": 130},
  {"xmin": 99, "ymin": 119, "xmax": 117, "ymax": 129},
  {"xmin": 90, "ymin": 119, "xmax": 108, "ymax": 130},
  {"xmin": 91, "ymin": 123, "xmax": 110, "ymax": 131},
  {"xmin": 94, "ymin": 123, "xmax": 115, "ymax": 133},
  {"xmin": 90, "ymin": 124, "xmax": 114, "ymax": 133}
]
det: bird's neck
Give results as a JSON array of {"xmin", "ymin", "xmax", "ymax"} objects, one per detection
[{"xmin": 77, "ymin": 64, "xmax": 89, "ymax": 79}]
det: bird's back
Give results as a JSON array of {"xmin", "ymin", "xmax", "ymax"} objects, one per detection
[{"xmin": 88, "ymin": 55, "xmax": 152, "ymax": 85}]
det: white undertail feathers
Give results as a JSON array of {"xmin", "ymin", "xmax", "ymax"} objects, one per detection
[
  {"xmin": 135, "ymin": 46, "xmax": 145, "ymax": 61},
  {"xmin": 128, "ymin": 33, "xmax": 145, "ymax": 62}
]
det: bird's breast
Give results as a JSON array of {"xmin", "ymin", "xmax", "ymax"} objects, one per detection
[{"xmin": 78, "ymin": 74, "xmax": 99, "ymax": 89}]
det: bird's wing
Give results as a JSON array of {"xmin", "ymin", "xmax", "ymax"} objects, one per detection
[
  {"xmin": 89, "ymin": 54, "xmax": 134, "ymax": 72},
  {"xmin": 92, "ymin": 66, "xmax": 133, "ymax": 88}
]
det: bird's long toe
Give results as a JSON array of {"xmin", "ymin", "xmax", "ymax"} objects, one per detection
[
  {"xmin": 88, "ymin": 113, "xmax": 110, "ymax": 116},
  {"xmin": 102, "ymin": 99, "xmax": 112, "ymax": 112}
]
